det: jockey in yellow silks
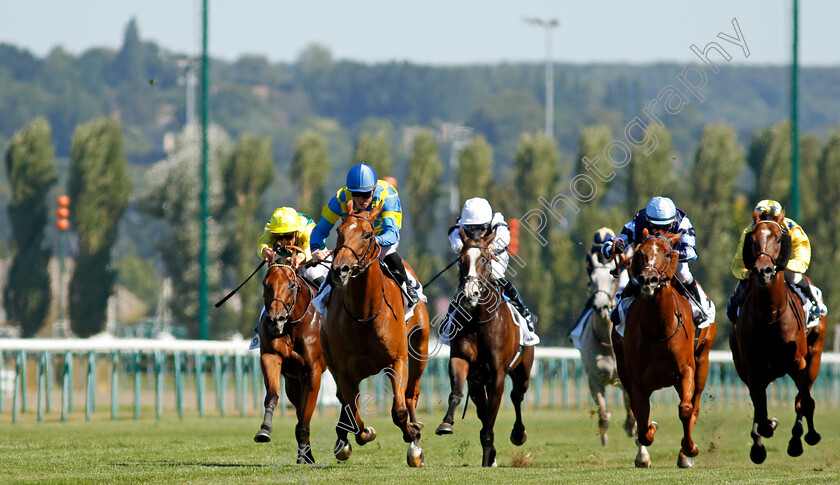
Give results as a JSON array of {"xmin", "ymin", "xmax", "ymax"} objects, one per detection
[
  {"xmin": 309, "ymin": 163, "xmax": 419, "ymax": 305},
  {"xmin": 726, "ymin": 199, "xmax": 825, "ymax": 323},
  {"xmin": 257, "ymin": 207, "xmax": 328, "ymax": 286}
]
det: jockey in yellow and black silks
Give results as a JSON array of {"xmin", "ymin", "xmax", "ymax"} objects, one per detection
[{"xmin": 726, "ymin": 199, "xmax": 826, "ymax": 323}]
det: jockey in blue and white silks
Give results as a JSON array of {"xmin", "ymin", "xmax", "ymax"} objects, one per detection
[{"xmin": 600, "ymin": 196, "xmax": 714, "ymax": 327}]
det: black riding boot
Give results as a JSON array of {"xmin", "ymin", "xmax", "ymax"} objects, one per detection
[
  {"xmin": 382, "ymin": 252, "xmax": 419, "ymax": 305},
  {"xmin": 726, "ymin": 279, "xmax": 747, "ymax": 323},
  {"xmin": 573, "ymin": 294, "xmax": 595, "ymax": 329},
  {"xmin": 785, "ymin": 271, "xmax": 820, "ymax": 320},
  {"xmin": 497, "ymin": 278, "xmax": 536, "ymax": 332}
]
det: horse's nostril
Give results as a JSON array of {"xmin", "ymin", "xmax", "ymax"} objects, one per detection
[
  {"xmin": 339, "ymin": 264, "xmax": 351, "ymax": 274},
  {"xmin": 763, "ymin": 267, "xmax": 773, "ymax": 275}
]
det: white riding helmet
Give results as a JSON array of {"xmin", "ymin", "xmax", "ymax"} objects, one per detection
[{"xmin": 460, "ymin": 198, "xmax": 493, "ymax": 225}]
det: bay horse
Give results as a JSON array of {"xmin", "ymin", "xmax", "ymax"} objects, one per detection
[
  {"xmin": 322, "ymin": 203, "xmax": 430, "ymax": 467},
  {"xmin": 254, "ymin": 251, "xmax": 327, "ymax": 466},
  {"xmin": 729, "ymin": 218, "xmax": 826, "ymax": 464},
  {"xmin": 434, "ymin": 227, "xmax": 534, "ymax": 467},
  {"xmin": 612, "ymin": 229, "xmax": 716, "ymax": 468},
  {"xmin": 580, "ymin": 254, "xmax": 636, "ymax": 447}
]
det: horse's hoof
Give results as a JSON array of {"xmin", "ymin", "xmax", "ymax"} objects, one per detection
[
  {"xmin": 804, "ymin": 431, "xmax": 821, "ymax": 446},
  {"xmin": 677, "ymin": 451, "xmax": 694, "ymax": 469},
  {"xmin": 407, "ymin": 441, "xmax": 425, "ymax": 468},
  {"xmin": 335, "ymin": 440, "xmax": 352, "ymax": 461},
  {"xmin": 759, "ymin": 418, "xmax": 779, "ymax": 438},
  {"xmin": 624, "ymin": 420, "xmax": 637, "ymax": 438},
  {"xmin": 510, "ymin": 428, "xmax": 527, "ymax": 446},
  {"xmin": 788, "ymin": 438, "xmax": 804, "ymax": 457},
  {"xmin": 356, "ymin": 426, "xmax": 376, "ymax": 446},
  {"xmin": 681, "ymin": 439, "xmax": 699, "ymax": 457},
  {"xmin": 435, "ymin": 422, "xmax": 454, "ymax": 435},
  {"xmin": 750, "ymin": 444, "xmax": 767, "ymax": 464},
  {"xmin": 254, "ymin": 430, "xmax": 271, "ymax": 443},
  {"xmin": 634, "ymin": 457, "xmax": 651, "ymax": 468}
]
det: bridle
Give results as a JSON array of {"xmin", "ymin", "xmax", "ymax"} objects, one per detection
[
  {"xmin": 334, "ymin": 214, "xmax": 382, "ymax": 278},
  {"xmin": 636, "ymin": 235, "xmax": 675, "ymax": 291},
  {"xmin": 455, "ymin": 244, "xmax": 503, "ymax": 325},
  {"xmin": 264, "ymin": 263, "xmax": 313, "ymax": 329},
  {"xmin": 749, "ymin": 220, "xmax": 788, "ymax": 277},
  {"xmin": 334, "ymin": 214, "xmax": 387, "ymax": 323}
]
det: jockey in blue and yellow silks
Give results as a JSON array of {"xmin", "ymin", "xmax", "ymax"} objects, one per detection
[
  {"xmin": 726, "ymin": 199, "xmax": 825, "ymax": 323},
  {"xmin": 310, "ymin": 163, "xmax": 419, "ymax": 304}
]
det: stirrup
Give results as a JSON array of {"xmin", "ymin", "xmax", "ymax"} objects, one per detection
[{"xmin": 808, "ymin": 302, "xmax": 820, "ymax": 321}]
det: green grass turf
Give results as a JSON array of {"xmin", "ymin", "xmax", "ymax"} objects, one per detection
[{"xmin": 1, "ymin": 404, "xmax": 838, "ymax": 484}]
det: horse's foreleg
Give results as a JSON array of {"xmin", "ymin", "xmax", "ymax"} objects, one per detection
[
  {"xmin": 788, "ymin": 364, "xmax": 821, "ymax": 457},
  {"xmin": 509, "ymin": 346, "xmax": 533, "ymax": 447},
  {"xmin": 436, "ymin": 357, "xmax": 468, "ymax": 435},
  {"xmin": 254, "ymin": 353, "xmax": 282, "ymax": 443},
  {"xmin": 621, "ymin": 388, "xmax": 637, "ymax": 438},
  {"xmin": 331, "ymin": 372, "xmax": 367, "ymax": 461},
  {"xmin": 676, "ymin": 368, "xmax": 698, "ymax": 468},
  {"xmin": 294, "ymin": 371, "xmax": 321, "ymax": 465},
  {"xmin": 748, "ymin": 381, "xmax": 776, "ymax": 464},
  {"xmin": 389, "ymin": 359, "xmax": 424, "ymax": 467},
  {"xmin": 477, "ymin": 374, "xmax": 505, "ymax": 467},
  {"xmin": 406, "ymin": 315, "xmax": 430, "ymax": 427},
  {"xmin": 588, "ymin": 375, "xmax": 610, "ymax": 447},
  {"xmin": 629, "ymin": 383, "xmax": 655, "ymax": 447}
]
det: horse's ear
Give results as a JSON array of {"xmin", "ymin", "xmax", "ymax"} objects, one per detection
[
  {"xmin": 346, "ymin": 198, "xmax": 356, "ymax": 214},
  {"xmin": 641, "ymin": 227, "xmax": 650, "ymax": 239},
  {"xmin": 459, "ymin": 226, "xmax": 467, "ymax": 243},
  {"xmin": 777, "ymin": 232, "xmax": 792, "ymax": 271},
  {"xmin": 666, "ymin": 231, "xmax": 682, "ymax": 248},
  {"xmin": 366, "ymin": 202, "xmax": 383, "ymax": 222},
  {"xmin": 481, "ymin": 227, "xmax": 497, "ymax": 246},
  {"xmin": 742, "ymin": 231, "xmax": 756, "ymax": 271},
  {"xmin": 665, "ymin": 250, "xmax": 680, "ymax": 280}
]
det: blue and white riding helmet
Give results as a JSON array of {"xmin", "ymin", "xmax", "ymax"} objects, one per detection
[
  {"xmin": 592, "ymin": 227, "xmax": 615, "ymax": 249},
  {"xmin": 645, "ymin": 196, "xmax": 677, "ymax": 226},
  {"xmin": 346, "ymin": 163, "xmax": 378, "ymax": 192}
]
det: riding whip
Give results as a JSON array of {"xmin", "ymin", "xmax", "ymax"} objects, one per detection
[
  {"xmin": 215, "ymin": 260, "xmax": 266, "ymax": 308},
  {"xmin": 423, "ymin": 256, "xmax": 460, "ymax": 287}
]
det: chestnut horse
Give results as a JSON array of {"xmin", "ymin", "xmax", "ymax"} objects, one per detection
[
  {"xmin": 434, "ymin": 228, "xmax": 534, "ymax": 467},
  {"xmin": 322, "ymin": 203, "xmax": 431, "ymax": 467},
  {"xmin": 730, "ymin": 219, "xmax": 827, "ymax": 464},
  {"xmin": 254, "ymin": 257, "xmax": 327, "ymax": 466},
  {"xmin": 612, "ymin": 229, "xmax": 716, "ymax": 468}
]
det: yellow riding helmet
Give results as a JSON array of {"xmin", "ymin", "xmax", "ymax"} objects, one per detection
[
  {"xmin": 268, "ymin": 207, "xmax": 301, "ymax": 234},
  {"xmin": 754, "ymin": 199, "xmax": 784, "ymax": 219}
]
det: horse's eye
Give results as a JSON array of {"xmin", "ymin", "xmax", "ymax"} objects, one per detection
[{"xmin": 363, "ymin": 231, "xmax": 373, "ymax": 240}]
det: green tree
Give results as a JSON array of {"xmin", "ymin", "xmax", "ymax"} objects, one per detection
[
  {"xmin": 3, "ymin": 117, "xmax": 56, "ymax": 337},
  {"xmin": 291, "ymin": 131, "xmax": 330, "ymax": 217},
  {"xmin": 456, "ymin": 134, "xmax": 493, "ymax": 204},
  {"xmin": 749, "ymin": 121, "xmax": 791, "ymax": 206},
  {"xmin": 627, "ymin": 125, "xmax": 676, "ymax": 212},
  {"xmin": 139, "ymin": 124, "xmax": 233, "ymax": 337},
  {"xmin": 512, "ymin": 133, "xmax": 560, "ymax": 334},
  {"xmin": 688, "ymin": 122, "xmax": 745, "ymax": 340},
  {"xmin": 67, "ymin": 117, "xmax": 132, "ymax": 337},
  {"xmin": 798, "ymin": 134, "xmax": 822, "ymax": 231},
  {"xmin": 353, "ymin": 130, "xmax": 393, "ymax": 177},
  {"xmin": 110, "ymin": 18, "xmax": 145, "ymax": 85},
  {"xmin": 812, "ymin": 125, "xmax": 840, "ymax": 331},
  {"xmin": 406, "ymin": 131, "xmax": 443, "ymax": 249},
  {"xmin": 220, "ymin": 135, "xmax": 274, "ymax": 335}
]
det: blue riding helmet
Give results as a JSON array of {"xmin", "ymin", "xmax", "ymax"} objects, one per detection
[
  {"xmin": 645, "ymin": 196, "xmax": 676, "ymax": 225},
  {"xmin": 346, "ymin": 163, "xmax": 378, "ymax": 192}
]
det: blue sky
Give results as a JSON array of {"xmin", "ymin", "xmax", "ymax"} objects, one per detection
[{"xmin": 2, "ymin": 1, "xmax": 839, "ymax": 66}]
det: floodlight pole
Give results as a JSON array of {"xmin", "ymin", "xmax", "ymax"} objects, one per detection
[
  {"xmin": 199, "ymin": 0, "xmax": 210, "ymax": 339},
  {"xmin": 524, "ymin": 17, "xmax": 559, "ymax": 138}
]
